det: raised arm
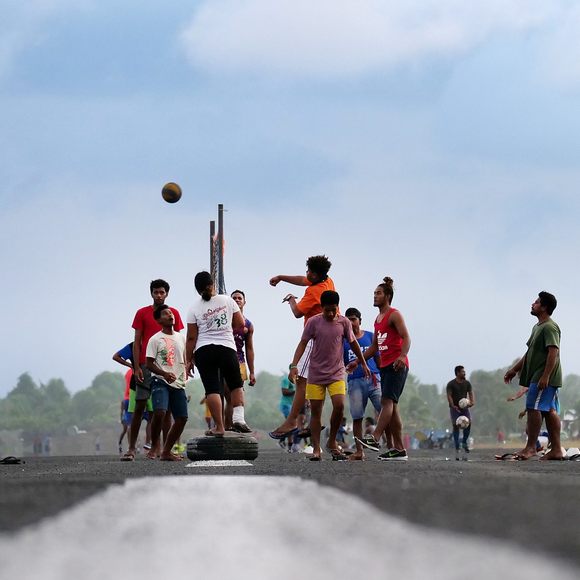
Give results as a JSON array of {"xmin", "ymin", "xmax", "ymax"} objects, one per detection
[{"xmin": 270, "ymin": 274, "xmax": 309, "ymax": 287}]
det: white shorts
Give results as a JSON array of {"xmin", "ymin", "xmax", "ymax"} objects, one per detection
[{"xmin": 297, "ymin": 339, "xmax": 313, "ymax": 379}]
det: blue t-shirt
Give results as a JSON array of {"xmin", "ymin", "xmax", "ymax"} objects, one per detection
[
  {"xmin": 117, "ymin": 342, "xmax": 134, "ymax": 363},
  {"xmin": 343, "ymin": 331, "xmax": 379, "ymax": 379}
]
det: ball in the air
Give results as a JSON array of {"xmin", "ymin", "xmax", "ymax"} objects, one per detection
[
  {"xmin": 456, "ymin": 415, "xmax": 470, "ymax": 429},
  {"xmin": 458, "ymin": 398, "xmax": 470, "ymax": 409},
  {"xmin": 161, "ymin": 182, "xmax": 182, "ymax": 203}
]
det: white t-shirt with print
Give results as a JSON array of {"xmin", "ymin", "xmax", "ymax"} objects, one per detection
[
  {"xmin": 187, "ymin": 294, "xmax": 240, "ymax": 352},
  {"xmin": 145, "ymin": 330, "xmax": 187, "ymax": 389}
]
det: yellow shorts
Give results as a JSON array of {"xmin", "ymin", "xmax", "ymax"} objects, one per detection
[
  {"xmin": 240, "ymin": 363, "xmax": 248, "ymax": 382},
  {"xmin": 306, "ymin": 380, "xmax": 346, "ymax": 401}
]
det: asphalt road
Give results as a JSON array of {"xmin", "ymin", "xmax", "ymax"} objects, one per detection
[{"xmin": 1, "ymin": 448, "xmax": 579, "ymax": 569}]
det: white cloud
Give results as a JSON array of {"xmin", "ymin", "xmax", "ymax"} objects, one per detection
[{"xmin": 180, "ymin": 0, "xmax": 555, "ymax": 79}]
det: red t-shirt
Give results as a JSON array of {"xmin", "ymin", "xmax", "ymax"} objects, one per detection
[
  {"xmin": 296, "ymin": 277, "xmax": 336, "ymax": 324},
  {"xmin": 132, "ymin": 305, "xmax": 184, "ymax": 364},
  {"xmin": 374, "ymin": 308, "xmax": 409, "ymax": 369}
]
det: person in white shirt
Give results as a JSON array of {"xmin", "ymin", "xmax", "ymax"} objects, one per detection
[
  {"xmin": 145, "ymin": 304, "xmax": 189, "ymax": 461},
  {"xmin": 185, "ymin": 271, "xmax": 251, "ymax": 436}
]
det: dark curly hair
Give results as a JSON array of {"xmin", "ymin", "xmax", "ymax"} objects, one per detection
[{"xmin": 306, "ymin": 255, "xmax": 331, "ymax": 280}]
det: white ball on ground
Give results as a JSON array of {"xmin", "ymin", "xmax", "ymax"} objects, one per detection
[
  {"xmin": 458, "ymin": 398, "xmax": 470, "ymax": 409},
  {"xmin": 456, "ymin": 415, "xmax": 470, "ymax": 429}
]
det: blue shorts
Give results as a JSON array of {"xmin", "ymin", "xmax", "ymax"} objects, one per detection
[
  {"xmin": 151, "ymin": 377, "xmax": 189, "ymax": 418},
  {"xmin": 379, "ymin": 364, "xmax": 408, "ymax": 403},
  {"xmin": 526, "ymin": 384, "xmax": 559, "ymax": 413},
  {"xmin": 125, "ymin": 411, "xmax": 151, "ymax": 424},
  {"xmin": 279, "ymin": 402, "xmax": 292, "ymax": 418},
  {"xmin": 348, "ymin": 375, "xmax": 381, "ymax": 420}
]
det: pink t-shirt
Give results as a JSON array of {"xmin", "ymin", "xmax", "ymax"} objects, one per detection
[{"xmin": 301, "ymin": 314, "xmax": 355, "ymax": 385}]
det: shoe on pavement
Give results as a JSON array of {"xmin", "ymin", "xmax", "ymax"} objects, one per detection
[
  {"xmin": 233, "ymin": 422, "xmax": 253, "ymax": 434},
  {"xmin": 355, "ymin": 435, "xmax": 380, "ymax": 452},
  {"xmin": 378, "ymin": 448, "xmax": 408, "ymax": 461}
]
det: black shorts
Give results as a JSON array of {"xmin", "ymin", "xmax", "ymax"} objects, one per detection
[
  {"xmin": 379, "ymin": 363, "xmax": 408, "ymax": 403},
  {"xmin": 195, "ymin": 344, "xmax": 243, "ymax": 395}
]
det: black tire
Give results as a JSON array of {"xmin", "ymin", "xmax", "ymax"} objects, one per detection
[{"xmin": 186, "ymin": 434, "xmax": 258, "ymax": 461}]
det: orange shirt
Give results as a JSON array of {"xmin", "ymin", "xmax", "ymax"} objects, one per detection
[{"xmin": 296, "ymin": 277, "xmax": 336, "ymax": 323}]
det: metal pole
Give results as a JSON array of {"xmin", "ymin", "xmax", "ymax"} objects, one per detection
[
  {"xmin": 217, "ymin": 204, "xmax": 225, "ymax": 294},
  {"xmin": 209, "ymin": 220, "xmax": 216, "ymax": 283}
]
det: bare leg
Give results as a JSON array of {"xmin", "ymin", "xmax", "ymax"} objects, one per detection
[
  {"xmin": 326, "ymin": 394, "xmax": 345, "ymax": 451},
  {"xmin": 350, "ymin": 418, "xmax": 365, "ymax": 459},
  {"xmin": 373, "ymin": 398, "xmax": 395, "ymax": 442},
  {"xmin": 223, "ymin": 383, "xmax": 233, "ymax": 429},
  {"xmin": 541, "ymin": 409, "xmax": 563, "ymax": 460},
  {"xmin": 390, "ymin": 404, "xmax": 404, "ymax": 450},
  {"xmin": 128, "ymin": 400, "xmax": 146, "ymax": 452},
  {"xmin": 271, "ymin": 377, "xmax": 306, "ymax": 434},
  {"xmin": 161, "ymin": 411, "xmax": 172, "ymax": 445},
  {"xmin": 145, "ymin": 416, "xmax": 152, "ymax": 446},
  {"xmin": 148, "ymin": 410, "xmax": 166, "ymax": 458},
  {"xmin": 207, "ymin": 393, "xmax": 225, "ymax": 434},
  {"xmin": 309, "ymin": 399, "xmax": 323, "ymax": 458},
  {"xmin": 161, "ymin": 417, "xmax": 188, "ymax": 460},
  {"xmin": 518, "ymin": 409, "xmax": 541, "ymax": 458}
]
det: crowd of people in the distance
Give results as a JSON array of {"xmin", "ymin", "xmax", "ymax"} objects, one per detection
[{"xmin": 111, "ymin": 254, "xmax": 566, "ymax": 463}]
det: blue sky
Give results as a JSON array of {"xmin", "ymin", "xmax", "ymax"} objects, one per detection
[{"xmin": 2, "ymin": 1, "xmax": 580, "ymax": 396}]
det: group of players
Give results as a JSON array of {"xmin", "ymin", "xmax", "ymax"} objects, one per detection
[{"xmin": 113, "ymin": 252, "xmax": 564, "ymax": 463}]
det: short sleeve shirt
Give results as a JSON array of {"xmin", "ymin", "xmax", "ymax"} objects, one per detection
[
  {"xmin": 301, "ymin": 314, "xmax": 355, "ymax": 385},
  {"xmin": 296, "ymin": 277, "xmax": 336, "ymax": 323},
  {"xmin": 145, "ymin": 331, "xmax": 187, "ymax": 389},
  {"xmin": 187, "ymin": 295, "xmax": 240, "ymax": 352},
  {"xmin": 280, "ymin": 375, "xmax": 295, "ymax": 406},
  {"xmin": 343, "ymin": 330, "xmax": 379, "ymax": 379},
  {"xmin": 446, "ymin": 379, "xmax": 473, "ymax": 406},
  {"xmin": 132, "ymin": 306, "xmax": 184, "ymax": 364},
  {"xmin": 520, "ymin": 319, "xmax": 562, "ymax": 388}
]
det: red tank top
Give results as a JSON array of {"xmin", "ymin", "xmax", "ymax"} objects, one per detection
[{"xmin": 374, "ymin": 308, "xmax": 409, "ymax": 369}]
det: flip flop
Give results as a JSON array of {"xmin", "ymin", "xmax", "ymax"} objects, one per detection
[
  {"xmin": 204, "ymin": 430, "xmax": 224, "ymax": 437},
  {"xmin": 568, "ymin": 454, "xmax": 580, "ymax": 461},
  {"xmin": 120, "ymin": 451, "xmax": 135, "ymax": 462},
  {"xmin": 0, "ymin": 456, "xmax": 24, "ymax": 465},
  {"xmin": 309, "ymin": 455, "xmax": 322, "ymax": 462},
  {"xmin": 495, "ymin": 453, "xmax": 519, "ymax": 461},
  {"xmin": 268, "ymin": 428, "xmax": 298, "ymax": 440}
]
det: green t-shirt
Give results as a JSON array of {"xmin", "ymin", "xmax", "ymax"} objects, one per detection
[
  {"xmin": 520, "ymin": 319, "xmax": 562, "ymax": 388},
  {"xmin": 280, "ymin": 376, "xmax": 295, "ymax": 406}
]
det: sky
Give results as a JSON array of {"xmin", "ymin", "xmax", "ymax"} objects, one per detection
[{"xmin": 2, "ymin": 0, "xmax": 580, "ymax": 396}]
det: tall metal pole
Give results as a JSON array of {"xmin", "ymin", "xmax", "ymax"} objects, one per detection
[
  {"xmin": 209, "ymin": 220, "xmax": 216, "ymax": 284},
  {"xmin": 217, "ymin": 204, "xmax": 225, "ymax": 294}
]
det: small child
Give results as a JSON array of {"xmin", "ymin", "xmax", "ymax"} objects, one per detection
[{"xmin": 146, "ymin": 304, "xmax": 189, "ymax": 461}]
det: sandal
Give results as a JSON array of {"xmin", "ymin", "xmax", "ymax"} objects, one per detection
[
  {"xmin": 268, "ymin": 428, "xmax": 298, "ymax": 440},
  {"xmin": 120, "ymin": 450, "xmax": 135, "ymax": 462},
  {"xmin": 204, "ymin": 430, "xmax": 224, "ymax": 437},
  {"xmin": 0, "ymin": 456, "xmax": 24, "ymax": 465}
]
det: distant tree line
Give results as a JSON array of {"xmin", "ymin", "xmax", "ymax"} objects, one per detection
[{"xmin": 1, "ymin": 368, "xmax": 579, "ymax": 440}]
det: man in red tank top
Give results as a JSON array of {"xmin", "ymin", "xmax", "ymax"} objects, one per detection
[{"xmin": 354, "ymin": 277, "xmax": 411, "ymax": 461}]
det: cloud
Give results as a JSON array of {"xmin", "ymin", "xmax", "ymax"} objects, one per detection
[
  {"xmin": 0, "ymin": 0, "xmax": 90, "ymax": 81},
  {"xmin": 180, "ymin": 0, "xmax": 554, "ymax": 79}
]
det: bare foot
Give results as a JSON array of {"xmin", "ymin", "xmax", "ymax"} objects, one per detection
[
  {"xmin": 270, "ymin": 422, "xmax": 297, "ymax": 436},
  {"xmin": 160, "ymin": 453, "xmax": 183, "ymax": 462},
  {"xmin": 145, "ymin": 450, "xmax": 158, "ymax": 460},
  {"xmin": 539, "ymin": 450, "xmax": 564, "ymax": 461},
  {"xmin": 348, "ymin": 452, "xmax": 365, "ymax": 461},
  {"xmin": 515, "ymin": 448, "xmax": 537, "ymax": 460}
]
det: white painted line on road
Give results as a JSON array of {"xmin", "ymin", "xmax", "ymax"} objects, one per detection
[
  {"xmin": 0, "ymin": 476, "xmax": 576, "ymax": 580},
  {"xmin": 186, "ymin": 459, "xmax": 254, "ymax": 467}
]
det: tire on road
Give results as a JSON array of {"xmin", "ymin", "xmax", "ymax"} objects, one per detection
[{"xmin": 186, "ymin": 435, "xmax": 258, "ymax": 461}]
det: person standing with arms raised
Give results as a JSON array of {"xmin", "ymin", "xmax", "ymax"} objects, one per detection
[
  {"xmin": 268, "ymin": 255, "xmax": 335, "ymax": 440},
  {"xmin": 185, "ymin": 271, "xmax": 251, "ymax": 435}
]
